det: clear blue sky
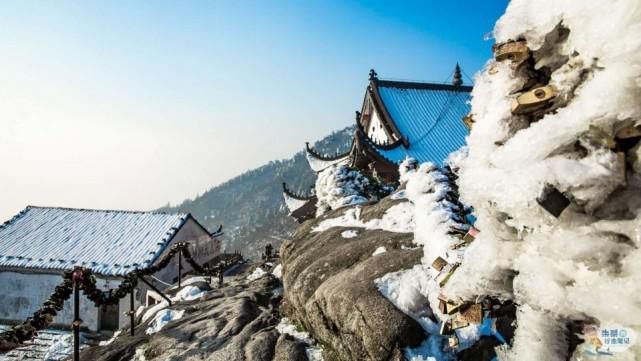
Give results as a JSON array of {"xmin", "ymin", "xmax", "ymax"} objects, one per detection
[{"xmin": 0, "ymin": 0, "xmax": 507, "ymax": 219}]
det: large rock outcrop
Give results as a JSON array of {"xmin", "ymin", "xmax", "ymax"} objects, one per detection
[
  {"xmin": 83, "ymin": 265, "xmax": 308, "ymax": 361},
  {"xmin": 281, "ymin": 198, "xmax": 425, "ymax": 361}
]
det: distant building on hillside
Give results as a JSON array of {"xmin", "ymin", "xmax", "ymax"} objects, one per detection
[
  {"xmin": 0, "ymin": 206, "xmax": 222, "ymax": 332},
  {"xmin": 283, "ymin": 65, "xmax": 472, "ymax": 222}
]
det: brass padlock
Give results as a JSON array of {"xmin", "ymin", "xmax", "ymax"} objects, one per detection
[
  {"xmin": 494, "ymin": 40, "xmax": 530, "ymax": 63},
  {"xmin": 462, "ymin": 114, "xmax": 475, "ymax": 129},
  {"xmin": 511, "ymin": 85, "xmax": 556, "ymax": 114},
  {"xmin": 451, "ymin": 319, "xmax": 470, "ymax": 330},
  {"xmin": 446, "ymin": 301, "xmax": 464, "ymax": 315},
  {"xmin": 432, "ymin": 257, "xmax": 448, "ymax": 272},
  {"xmin": 438, "ymin": 264, "xmax": 459, "ymax": 288},
  {"xmin": 456, "ymin": 303, "xmax": 483, "ymax": 324}
]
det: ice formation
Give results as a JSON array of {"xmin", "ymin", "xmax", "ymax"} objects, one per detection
[
  {"xmin": 375, "ymin": 162, "xmax": 478, "ymax": 359},
  {"xmin": 314, "ymin": 164, "xmax": 393, "ymax": 216},
  {"xmin": 441, "ymin": 0, "xmax": 641, "ymax": 359},
  {"xmin": 314, "ymin": 164, "xmax": 371, "ymax": 216}
]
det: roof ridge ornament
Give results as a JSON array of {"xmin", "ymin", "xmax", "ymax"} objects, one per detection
[
  {"xmin": 453, "ymin": 63, "xmax": 463, "ymax": 87},
  {"xmin": 369, "ymin": 68, "xmax": 378, "ymax": 81}
]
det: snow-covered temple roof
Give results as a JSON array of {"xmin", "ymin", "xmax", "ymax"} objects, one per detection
[
  {"xmin": 363, "ymin": 69, "xmax": 472, "ymax": 166},
  {"xmin": 282, "ymin": 183, "xmax": 317, "ymax": 223},
  {"xmin": 0, "ymin": 206, "xmax": 208, "ymax": 276},
  {"xmin": 304, "ymin": 142, "xmax": 352, "ymax": 172}
]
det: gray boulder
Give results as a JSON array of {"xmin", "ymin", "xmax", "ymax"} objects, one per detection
[{"xmin": 281, "ymin": 200, "xmax": 426, "ymax": 361}]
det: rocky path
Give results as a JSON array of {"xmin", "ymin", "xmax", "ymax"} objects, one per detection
[{"xmin": 86, "ymin": 262, "xmax": 311, "ymax": 361}]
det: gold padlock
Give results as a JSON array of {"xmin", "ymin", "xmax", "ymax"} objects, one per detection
[
  {"xmin": 432, "ymin": 257, "xmax": 448, "ymax": 272},
  {"xmin": 438, "ymin": 264, "xmax": 459, "ymax": 288},
  {"xmin": 494, "ymin": 40, "xmax": 530, "ymax": 63},
  {"xmin": 456, "ymin": 303, "xmax": 483, "ymax": 324},
  {"xmin": 511, "ymin": 85, "xmax": 556, "ymax": 114},
  {"xmin": 462, "ymin": 114, "xmax": 475, "ymax": 129},
  {"xmin": 451, "ymin": 319, "xmax": 470, "ymax": 330}
]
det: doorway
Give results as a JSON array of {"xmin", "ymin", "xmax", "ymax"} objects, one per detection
[{"xmin": 99, "ymin": 303, "xmax": 119, "ymax": 331}]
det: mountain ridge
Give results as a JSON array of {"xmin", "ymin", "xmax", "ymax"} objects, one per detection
[{"xmin": 160, "ymin": 126, "xmax": 355, "ymax": 259}]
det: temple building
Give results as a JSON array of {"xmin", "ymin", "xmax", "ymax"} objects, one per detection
[
  {"xmin": 0, "ymin": 206, "xmax": 222, "ymax": 332},
  {"xmin": 283, "ymin": 64, "xmax": 473, "ymax": 222}
]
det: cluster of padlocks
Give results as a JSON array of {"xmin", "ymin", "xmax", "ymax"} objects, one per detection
[
  {"xmin": 407, "ymin": 164, "xmax": 505, "ymax": 350},
  {"xmin": 465, "ymin": 32, "xmax": 641, "ymax": 219}
]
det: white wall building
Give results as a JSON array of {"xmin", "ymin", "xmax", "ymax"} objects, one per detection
[{"xmin": 0, "ymin": 206, "xmax": 221, "ymax": 332}]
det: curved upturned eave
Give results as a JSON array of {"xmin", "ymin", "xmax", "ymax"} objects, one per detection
[
  {"xmin": 282, "ymin": 183, "xmax": 318, "ymax": 216},
  {"xmin": 354, "ymin": 128, "xmax": 400, "ymax": 166},
  {"xmin": 305, "ymin": 142, "xmax": 352, "ymax": 172},
  {"xmin": 355, "ymin": 116, "xmax": 405, "ymax": 151},
  {"xmin": 368, "ymin": 79, "xmax": 410, "ymax": 148},
  {"xmin": 282, "ymin": 182, "xmax": 315, "ymax": 201}
]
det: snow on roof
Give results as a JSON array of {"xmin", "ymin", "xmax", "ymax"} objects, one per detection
[
  {"xmin": 374, "ymin": 81, "xmax": 471, "ymax": 166},
  {"xmin": 283, "ymin": 192, "xmax": 311, "ymax": 213},
  {"xmin": 305, "ymin": 149, "xmax": 351, "ymax": 172},
  {"xmin": 0, "ymin": 206, "xmax": 194, "ymax": 276}
]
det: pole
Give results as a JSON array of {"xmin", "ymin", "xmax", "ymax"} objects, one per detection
[
  {"xmin": 129, "ymin": 290, "xmax": 135, "ymax": 336},
  {"xmin": 72, "ymin": 270, "xmax": 83, "ymax": 361},
  {"xmin": 178, "ymin": 251, "xmax": 182, "ymax": 288}
]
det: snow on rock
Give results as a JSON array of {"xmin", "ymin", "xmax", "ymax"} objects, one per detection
[
  {"xmin": 372, "ymin": 246, "xmax": 387, "ymax": 256},
  {"xmin": 180, "ymin": 276, "xmax": 211, "ymax": 287},
  {"xmin": 313, "ymin": 202, "xmax": 415, "ymax": 234},
  {"xmin": 390, "ymin": 189, "xmax": 408, "ymax": 200},
  {"xmin": 98, "ymin": 330, "xmax": 121, "ymax": 346},
  {"xmin": 315, "ymin": 164, "xmax": 370, "ymax": 216},
  {"xmin": 272, "ymin": 264, "xmax": 283, "ymax": 279},
  {"xmin": 276, "ymin": 318, "xmax": 324, "ymax": 361},
  {"xmin": 41, "ymin": 333, "xmax": 77, "ymax": 361},
  {"xmin": 441, "ymin": 0, "xmax": 641, "ymax": 359},
  {"xmin": 341, "ymin": 229, "xmax": 359, "ymax": 238},
  {"xmin": 146, "ymin": 309, "xmax": 185, "ymax": 335},
  {"xmin": 131, "ymin": 347, "xmax": 147, "ymax": 361},
  {"xmin": 141, "ymin": 300, "xmax": 170, "ymax": 324},
  {"xmin": 374, "ymin": 160, "xmax": 478, "ymax": 360},
  {"xmin": 174, "ymin": 285, "xmax": 207, "ymax": 302},
  {"xmin": 247, "ymin": 267, "xmax": 267, "ymax": 281}
]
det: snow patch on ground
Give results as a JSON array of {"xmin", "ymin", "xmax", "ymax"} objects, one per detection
[
  {"xmin": 179, "ymin": 276, "xmax": 211, "ymax": 287},
  {"xmin": 131, "ymin": 347, "xmax": 147, "ymax": 361},
  {"xmin": 276, "ymin": 318, "xmax": 324, "ymax": 361},
  {"xmin": 141, "ymin": 300, "xmax": 170, "ymax": 323},
  {"xmin": 313, "ymin": 202, "xmax": 415, "ymax": 234},
  {"xmin": 146, "ymin": 309, "xmax": 185, "ymax": 335},
  {"xmin": 372, "ymin": 247, "xmax": 387, "ymax": 256},
  {"xmin": 272, "ymin": 264, "xmax": 283, "ymax": 279},
  {"xmin": 98, "ymin": 330, "xmax": 121, "ymax": 346},
  {"xmin": 341, "ymin": 229, "xmax": 359, "ymax": 238},
  {"xmin": 174, "ymin": 285, "xmax": 207, "ymax": 301},
  {"xmin": 41, "ymin": 333, "xmax": 80, "ymax": 361},
  {"xmin": 140, "ymin": 284, "xmax": 208, "ymax": 323},
  {"xmin": 247, "ymin": 267, "xmax": 267, "ymax": 281}
]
